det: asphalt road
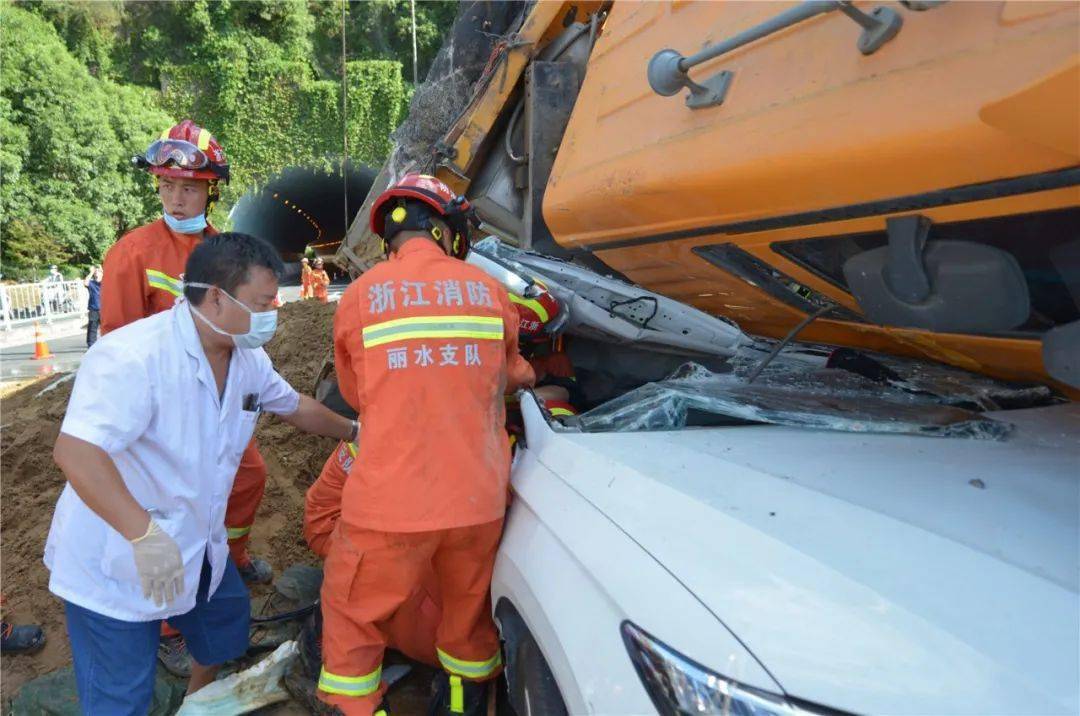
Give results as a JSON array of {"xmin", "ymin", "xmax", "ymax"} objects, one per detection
[
  {"xmin": 1, "ymin": 331, "xmax": 88, "ymax": 382},
  {"xmin": 0, "ymin": 282, "xmax": 348, "ymax": 383}
]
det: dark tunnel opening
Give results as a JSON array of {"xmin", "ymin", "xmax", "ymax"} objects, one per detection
[{"xmin": 230, "ymin": 161, "xmax": 375, "ymax": 271}]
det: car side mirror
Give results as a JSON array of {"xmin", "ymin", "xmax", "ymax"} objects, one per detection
[{"xmin": 843, "ymin": 214, "xmax": 1030, "ymax": 333}]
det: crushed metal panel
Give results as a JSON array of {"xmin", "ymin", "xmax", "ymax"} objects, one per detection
[{"xmin": 471, "ymin": 238, "xmax": 747, "ymax": 356}]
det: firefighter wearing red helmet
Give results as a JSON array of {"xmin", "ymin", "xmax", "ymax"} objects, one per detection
[
  {"xmin": 323, "ymin": 173, "xmax": 535, "ymax": 715},
  {"xmin": 103, "ymin": 120, "xmax": 232, "ymax": 333},
  {"xmin": 131, "ymin": 119, "xmax": 231, "ymax": 218},
  {"xmin": 506, "ymin": 281, "xmax": 582, "ymax": 436},
  {"xmin": 369, "ymin": 173, "xmax": 475, "ymax": 260},
  {"xmin": 506, "ymin": 278, "xmax": 582, "ymax": 411},
  {"xmin": 100, "ymin": 120, "xmax": 271, "ymax": 677},
  {"xmin": 508, "ymin": 279, "xmax": 560, "ymax": 342}
]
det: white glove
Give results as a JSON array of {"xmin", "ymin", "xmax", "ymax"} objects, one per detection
[{"xmin": 130, "ymin": 518, "xmax": 185, "ymax": 607}]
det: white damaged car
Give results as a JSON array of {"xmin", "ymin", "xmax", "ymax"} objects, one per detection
[{"xmin": 473, "ymin": 240, "xmax": 1079, "ymax": 716}]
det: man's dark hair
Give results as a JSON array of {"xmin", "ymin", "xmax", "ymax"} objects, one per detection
[{"xmin": 183, "ymin": 232, "xmax": 284, "ymax": 304}]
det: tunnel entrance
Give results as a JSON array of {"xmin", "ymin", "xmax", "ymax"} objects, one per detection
[{"xmin": 229, "ymin": 161, "xmax": 375, "ymax": 263}]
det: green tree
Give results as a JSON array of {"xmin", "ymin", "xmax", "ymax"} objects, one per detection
[
  {"xmin": 311, "ymin": 0, "xmax": 457, "ymax": 84},
  {"xmin": 2, "ymin": 219, "xmax": 72, "ymax": 280},
  {"xmin": 14, "ymin": 0, "xmax": 123, "ymax": 78},
  {"xmin": 0, "ymin": 6, "xmax": 171, "ymax": 273},
  {"xmin": 7, "ymin": 0, "xmax": 453, "ymax": 266},
  {"xmin": 162, "ymin": 47, "xmax": 406, "ymax": 209},
  {"xmin": 108, "ymin": 0, "xmax": 317, "ymax": 88}
]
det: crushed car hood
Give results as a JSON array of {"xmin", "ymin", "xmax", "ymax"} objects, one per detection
[{"xmin": 535, "ymin": 403, "xmax": 1080, "ymax": 715}]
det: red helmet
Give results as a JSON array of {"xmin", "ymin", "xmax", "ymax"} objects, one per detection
[
  {"xmin": 510, "ymin": 279, "xmax": 561, "ymax": 342},
  {"xmin": 370, "ymin": 173, "xmax": 473, "ymax": 259},
  {"xmin": 133, "ymin": 120, "xmax": 230, "ymax": 184}
]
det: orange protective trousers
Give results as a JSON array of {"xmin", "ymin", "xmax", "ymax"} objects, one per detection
[
  {"xmin": 225, "ymin": 439, "xmax": 268, "ymax": 567},
  {"xmin": 304, "ymin": 442, "xmax": 442, "ymax": 668},
  {"xmin": 317, "ymin": 519, "xmax": 504, "ymax": 715}
]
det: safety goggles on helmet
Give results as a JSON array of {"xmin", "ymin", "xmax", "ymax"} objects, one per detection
[
  {"xmin": 134, "ymin": 139, "xmax": 230, "ymax": 181},
  {"xmin": 144, "ymin": 139, "xmax": 209, "ymax": 169}
]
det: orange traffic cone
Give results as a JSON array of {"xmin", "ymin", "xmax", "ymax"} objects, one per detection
[{"xmin": 32, "ymin": 323, "xmax": 53, "ymax": 360}]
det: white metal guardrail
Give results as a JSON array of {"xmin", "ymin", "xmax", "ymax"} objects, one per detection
[{"xmin": 0, "ymin": 280, "xmax": 89, "ymax": 330}]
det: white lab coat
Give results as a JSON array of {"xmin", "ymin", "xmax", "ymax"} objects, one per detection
[{"xmin": 44, "ymin": 302, "xmax": 299, "ymax": 621}]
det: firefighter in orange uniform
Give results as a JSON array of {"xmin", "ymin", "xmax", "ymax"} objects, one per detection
[
  {"xmin": 301, "ymin": 257, "xmax": 314, "ymax": 300},
  {"xmin": 100, "ymin": 120, "xmax": 274, "ymax": 675},
  {"xmin": 504, "ymin": 282, "xmax": 580, "ymax": 460},
  {"xmin": 509, "ymin": 280, "xmax": 582, "ymax": 418},
  {"xmin": 320, "ymin": 175, "xmax": 534, "ymax": 715},
  {"xmin": 311, "ymin": 257, "xmax": 331, "ymax": 303}
]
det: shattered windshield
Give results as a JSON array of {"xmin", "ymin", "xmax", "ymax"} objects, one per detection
[
  {"xmin": 574, "ymin": 343, "xmax": 1059, "ymax": 441},
  {"xmin": 469, "ymin": 237, "xmax": 1059, "ymax": 441}
]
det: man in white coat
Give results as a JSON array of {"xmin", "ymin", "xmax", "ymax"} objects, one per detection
[{"xmin": 47, "ymin": 232, "xmax": 359, "ymax": 714}]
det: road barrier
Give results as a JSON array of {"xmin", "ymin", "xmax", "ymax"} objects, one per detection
[{"xmin": 0, "ymin": 281, "xmax": 89, "ymax": 330}]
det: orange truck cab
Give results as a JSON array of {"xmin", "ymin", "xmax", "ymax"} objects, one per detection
[{"xmin": 337, "ymin": 1, "xmax": 1079, "ymax": 392}]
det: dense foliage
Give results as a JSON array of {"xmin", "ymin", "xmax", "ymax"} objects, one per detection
[
  {"xmin": 1, "ymin": 6, "xmax": 171, "ymax": 280},
  {"xmin": 2, "ymin": 0, "xmax": 454, "ymax": 280}
]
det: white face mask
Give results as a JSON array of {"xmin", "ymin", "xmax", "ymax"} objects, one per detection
[{"xmin": 186, "ymin": 282, "xmax": 277, "ymax": 349}]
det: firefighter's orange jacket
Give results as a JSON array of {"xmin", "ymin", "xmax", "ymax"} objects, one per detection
[
  {"xmin": 100, "ymin": 219, "xmax": 215, "ymax": 334},
  {"xmin": 333, "ymin": 238, "xmax": 535, "ymax": 533}
]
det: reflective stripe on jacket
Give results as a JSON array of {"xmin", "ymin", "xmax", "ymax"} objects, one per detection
[{"xmin": 100, "ymin": 218, "xmax": 216, "ymax": 334}]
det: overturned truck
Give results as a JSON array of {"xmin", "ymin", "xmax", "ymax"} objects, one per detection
[{"xmin": 321, "ymin": 2, "xmax": 1079, "ymax": 715}]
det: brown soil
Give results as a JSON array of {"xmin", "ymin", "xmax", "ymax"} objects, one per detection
[
  {"xmin": 247, "ymin": 299, "xmax": 339, "ymax": 575},
  {"xmin": 0, "ymin": 300, "xmax": 445, "ymax": 713},
  {"xmin": 0, "ymin": 371, "xmax": 75, "ymax": 698}
]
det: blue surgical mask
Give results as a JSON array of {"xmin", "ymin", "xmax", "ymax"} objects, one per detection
[
  {"xmin": 186, "ymin": 282, "xmax": 278, "ymax": 350},
  {"xmin": 163, "ymin": 211, "xmax": 208, "ymax": 235}
]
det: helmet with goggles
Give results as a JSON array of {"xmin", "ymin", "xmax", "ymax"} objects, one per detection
[{"xmin": 132, "ymin": 120, "xmax": 230, "ymax": 184}]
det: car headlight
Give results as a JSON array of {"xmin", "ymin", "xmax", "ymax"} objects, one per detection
[{"xmin": 622, "ymin": 621, "xmax": 831, "ymax": 716}]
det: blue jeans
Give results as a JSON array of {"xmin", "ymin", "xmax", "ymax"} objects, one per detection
[{"xmin": 64, "ymin": 556, "xmax": 249, "ymax": 715}]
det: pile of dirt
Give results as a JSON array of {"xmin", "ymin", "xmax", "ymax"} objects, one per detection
[
  {"xmin": 0, "ymin": 373, "xmax": 78, "ymax": 695},
  {"xmin": 264, "ymin": 299, "xmax": 336, "ymax": 390},
  {"xmin": 0, "ymin": 300, "xmax": 341, "ymax": 700},
  {"xmin": 248, "ymin": 299, "xmax": 341, "ymax": 598}
]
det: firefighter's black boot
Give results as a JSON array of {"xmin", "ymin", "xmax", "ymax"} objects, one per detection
[
  {"xmin": 297, "ymin": 602, "xmax": 324, "ymax": 677},
  {"xmin": 284, "ymin": 606, "xmax": 393, "ymax": 715},
  {"xmin": 284, "ymin": 605, "xmax": 328, "ymax": 713},
  {"xmin": 428, "ymin": 672, "xmax": 489, "ymax": 716}
]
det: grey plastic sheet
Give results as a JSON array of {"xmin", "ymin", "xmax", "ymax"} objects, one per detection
[
  {"xmin": 577, "ymin": 362, "xmax": 1017, "ymax": 440},
  {"xmin": 728, "ymin": 341, "xmax": 1054, "ymax": 410}
]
